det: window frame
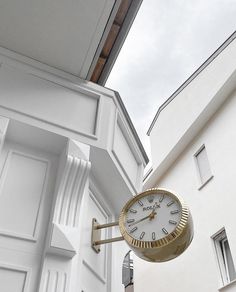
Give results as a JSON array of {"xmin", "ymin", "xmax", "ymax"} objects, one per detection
[
  {"xmin": 212, "ymin": 228, "xmax": 236, "ymax": 287},
  {"xmin": 194, "ymin": 144, "xmax": 213, "ymax": 190}
]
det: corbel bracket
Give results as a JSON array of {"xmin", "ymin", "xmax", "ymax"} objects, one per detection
[{"xmin": 91, "ymin": 218, "xmax": 124, "ymax": 253}]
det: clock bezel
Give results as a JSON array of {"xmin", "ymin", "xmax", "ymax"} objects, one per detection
[{"xmin": 119, "ymin": 188, "xmax": 190, "ymax": 250}]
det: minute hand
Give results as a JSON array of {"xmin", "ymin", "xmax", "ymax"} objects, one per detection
[{"xmin": 128, "ymin": 212, "xmax": 157, "ymax": 227}]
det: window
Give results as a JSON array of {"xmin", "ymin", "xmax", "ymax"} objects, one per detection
[
  {"xmin": 194, "ymin": 145, "xmax": 213, "ymax": 188},
  {"xmin": 213, "ymin": 229, "xmax": 236, "ymax": 286}
]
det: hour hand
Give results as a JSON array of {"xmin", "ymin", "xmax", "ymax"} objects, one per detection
[{"xmin": 149, "ymin": 210, "xmax": 156, "ymax": 220}]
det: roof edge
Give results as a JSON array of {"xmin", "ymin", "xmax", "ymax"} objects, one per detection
[
  {"xmin": 147, "ymin": 30, "xmax": 236, "ymax": 136},
  {"xmin": 97, "ymin": 0, "xmax": 143, "ymax": 85},
  {"xmin": 114, "ymin": 91, "xmax": 149, "ymax": 165}
]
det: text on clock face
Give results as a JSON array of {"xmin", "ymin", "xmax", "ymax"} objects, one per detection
[{"xmin": 143, "ymin": 202, "xmax": 160, "ymax": 211}]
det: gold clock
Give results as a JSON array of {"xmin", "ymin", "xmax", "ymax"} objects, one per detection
[{"xmin": 118, "ymin": 188, "xmax": 193, "ymax": 262}]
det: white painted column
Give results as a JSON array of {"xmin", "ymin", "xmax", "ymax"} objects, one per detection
[{"xmin": 38, "ymin": 140, "xmax": 91, "ymax": 292}]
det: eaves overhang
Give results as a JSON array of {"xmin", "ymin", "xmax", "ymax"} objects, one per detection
[{"xmin": 0, "ymin": 0, "xmax": 143, "ymax": 82}]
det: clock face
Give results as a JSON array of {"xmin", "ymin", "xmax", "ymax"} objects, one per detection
[
  {"xmin": 119, "ymin": 188, "xmax": 193, "ymax": 262},
  {"xmin": 124, "ymin": 191, "xmax": 182, "ymax": 241}
]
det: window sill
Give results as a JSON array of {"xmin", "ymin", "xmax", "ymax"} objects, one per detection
[
  {"xmin": 219, "ymin": 279, "xmax": 236, "ymax": 291},
  {"xmin": 198, "ymin": 175, "xmax": 214, "ymax": 190}
]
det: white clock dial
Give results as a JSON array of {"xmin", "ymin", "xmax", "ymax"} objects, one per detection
[
  {"xmin": 119, "ymin": 188, "xmax": 193, "ymax": 262},
  {"xmin": 125, "ymin": 193, "xmax": 181, "ymax": 241}
]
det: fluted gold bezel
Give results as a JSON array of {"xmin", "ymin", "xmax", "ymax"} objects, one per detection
[{"xmin": 119, "ymin": 188, "xmax": 189, "ymax": 250}]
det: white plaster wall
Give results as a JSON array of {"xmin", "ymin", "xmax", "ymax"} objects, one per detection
[
  {"xmin": 135, "ymin": 89, "xmax": 236, "ymax": 291},
  {"xmin": 149, "ymin": 38, "xmax": 236, "ymax": 176}
]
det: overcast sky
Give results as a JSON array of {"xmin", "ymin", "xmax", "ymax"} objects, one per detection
[{"xmin": 106, "ymin": 0, "xmax": 236, "ymax": 160}]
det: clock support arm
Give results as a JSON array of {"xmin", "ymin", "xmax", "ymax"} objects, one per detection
[{"xmin": 91, "ymin": 218, "xmax": 124, "ymax": 253}]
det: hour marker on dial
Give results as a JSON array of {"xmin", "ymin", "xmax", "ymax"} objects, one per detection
[
  {"xmin": 138, "ymin": 200, "xmax": 143, "ymax": 206},
  {"xmin": 130, "ymin": 227, "xmax": 138, "ymax": 233},
  {"xmin": 130, "ymin": 209, "xmax": 137, "ymax": 213},
  {"xmin": 169, "ymin": 220, "xmax": 177, "ymax": 225},
  {"xmin": 159, "ymin": 195, "xmax": 164, "ymax": 202},
  {"xmin": 140, "ymin": 232, "xmax": 145, "ymax": 239},
  {"xmin": 171, "ymin": 210, "xmax": 179, "ymax": 214},
  {"xmin": 152, "ymin": 232, "xmax": 156, "ymax": 240},
  {"xmin": 127, "ymin": 219, "xmax": 135, "ymax": 223},
  {"xmin": 162, "ymin": 228, "xmax": 168, "ymax": 235},
  {"xmin": 167, "ymin": 201, "xmax": 174, "ymax": 207}
]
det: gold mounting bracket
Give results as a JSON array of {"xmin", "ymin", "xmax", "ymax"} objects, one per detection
[{"xmin": 91, "ymin": 218, "xmax": 124, "ymax": 253}]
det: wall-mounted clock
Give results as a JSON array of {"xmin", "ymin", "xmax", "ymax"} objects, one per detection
[{"xmin": 92, "ymin": 188, "xmax": 193, "ymax": 262}]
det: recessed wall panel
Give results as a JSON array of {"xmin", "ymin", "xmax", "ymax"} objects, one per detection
[
  {"xmin": 0, "ymin": 64, "xmax": 100, "ymax": 137},
  {"xmin": 0, "ymin": 150, "xmax": 48, "ymax": 240},
  {"xmin": 113, "ymin": 121, "xmax": 139, "ymax": 186},
  {"xmin": 0, "ymin": 266, "xmax": 27, "ymax": 292},
  {"xmin": 81, "ymin": 260, "xmax": 106, "ymax": 292},
  {"xmin": 83, "ymin": 192, "xmax": 108, "ymax": 281}
]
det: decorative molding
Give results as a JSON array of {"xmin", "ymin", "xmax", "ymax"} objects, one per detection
[
  {"xmin": 54, "ymin": 155, "xmax": 90, "ymax": 227},
  {"xmin": 0, "ymin": 149, "xmax": 49, "ymax": 241},
  {"xmin": 42, "ymin": 270, "xmax": 67, "ymax": 292},
  {"xmin": 85, "ymin": 190, "xmax": 109, "ymax": 280},
  {"xmin": 49, "ymin": 223, "xmax": 77, "ymax": 258},
  {"xmin": 82, "ymin": 259, "xmax": 106, "ymax": 285},
  {"xmin": 113, "ymin": 91, "xmax": 149, "ymax": 165},
  {"xmin": 49, "ymin": 152, "xmax": 90, "ymax": 257},
  {"xmin": 0, "ymin": 47, "xmax": 113, "ymax": 101},
  {"xmin": 112, "ymin": 112, "xmax": 142, "ymax": 192},
  {"xmin": 88, "ymin": 189, "xmax": 109, "ymax": 224}
]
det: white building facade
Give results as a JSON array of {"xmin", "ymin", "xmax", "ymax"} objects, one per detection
[
  {"xmin": 134, "ymin": 32, "xmax": 236, "ymax": 292},
  {"xmin": 0, "ymin": 1, "xmax": 148, "ymax": 292}
]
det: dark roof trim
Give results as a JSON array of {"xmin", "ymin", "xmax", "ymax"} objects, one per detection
[
  {"xmin": 96, "ymin": 0, "xmax": 143, "ymax": 85},
  {"xmin": 147, "ymin": 30, "xmax": 236, "ymax": 136},
  {"xmin": 114, "ymin": 91, "xmax": 149, "ymax": 164},
  {"xmin": 86, "ymin": 0, "xmax": 122, "ymax": 82}
]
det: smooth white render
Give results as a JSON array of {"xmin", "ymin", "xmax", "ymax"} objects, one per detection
[
  {"xmin": 136, "ymin": 36, "xmax": 236, "ymax": 291},
  {"xmin": 0, "ymin": 49, "xmax": 147, "ymax": 292}
]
